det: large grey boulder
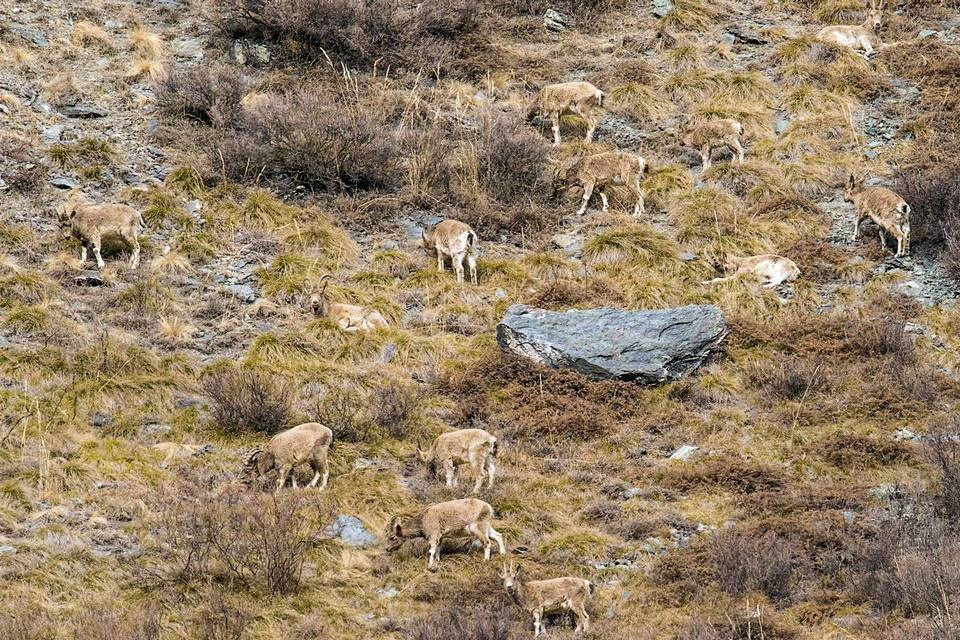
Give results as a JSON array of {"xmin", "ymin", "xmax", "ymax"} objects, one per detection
[{"xmin": 497, "ymin": 304, "xmax": 727, "ymax": 383}]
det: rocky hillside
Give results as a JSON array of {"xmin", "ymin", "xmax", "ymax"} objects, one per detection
[{"xmin": 2, "ymin": 0, "xmax": 960, "ymax": 638}]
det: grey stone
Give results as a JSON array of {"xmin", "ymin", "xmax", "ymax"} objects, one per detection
[
  {"xmin": 495, "ymin": 288, "xmax": 508, "ymax": 298},
  {"xmin": 50, "ymin": 176, "xmax": 80, "ymax": 190},
  {"xmin": 324, "ymin": 514, "xmax": 378, "ymax": 547},
  {"xmin": 232, "ymin": 39, "xmax": 271, "ymax": 65},
  {"xmin": 377, "ymin": 586, "xmax": 399, "ymax": 599},
  {"xmin": 497, "ymin": 304, "xmax": 727, "ymax": 382},
  {"xmin": 652, "ymin": 0, "xmax": 674, "ymax": 18},
  {"xmin": 170, "ymin": 37, "xmax": 205, "ymax": 60},
  {"xmin": 175, "ymin": 396, "xmax": 202, "ymax": 408},
  {"xmin": 726, "ymin": 25, "xmax": 767, "ymax": 45},
  {"xmin": 61, "ymin": 104, "xmax": 108, "ymax": 118},
  {"xmin": 894, "ymin": 427, "xmax": 921, "ymax": 441},
  {"xmin": 380, "ymin": 342, "xmax": 398, "ymax": 363},
  {"xmin": 42, "ymin": 124, "xmax": 65, "ymax": 143},
  {"xmin": 184, "ymin": 199, "xmax": 202, "ymax": 214},
  {"xmin": 917, "ymin": 29, "xmax": 937, "ymax": 40},
  {"xmin": 0, "ymin": 544, "xmax": 15, "ymax": 554},
  {"xmin": 721, "ymin": 32, "xmax": 736, "ymax": 46},
  {"xmin": 868, "ymin": 484, "xmax": 902, "ymax": 501},
  {"xmin": 75, "ymin": 270, "xmax": 105, "ymax": 287},
  {"xmin": 678, "ymin": 251, "xmax": 697, "ymax": 262},
  {"xmin": 19, "ymin": 27, "xmax": 48, "ymax": 47},
  {"xmin": 90, "ymin": 412, "xmax": 112, "ymax": 427},
  {"xmin": 225, "ymin": 283, "xmax": 257, "ymax": 303},
  {"xmin": 669, "ymin": 444, "xmax": 700, "ymax": 461},
  {"xmin": 543, "ymin": 9, "xmax": 572, "ymax": 32},
  {"xmin": 774, "ymin": 116, "xmax": 790, "ymax": 135}
]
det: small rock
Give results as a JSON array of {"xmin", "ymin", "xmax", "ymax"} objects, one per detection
[
  {"xmin": 552, "ymin": 232, "xmax": 583, "ymax": 255},
  {"xmin": 868, "ymin": 483, "xmax": 902, "ymax": 501},
  {"xmin": 0, "ymin": 544, "xmax": 15, "ymax": 554},
  {"xmin": 841, "ymin": 511, "xmax": 856, "ymax": 524},
  {"xmin": 147, "ymin": 146, "xmax": 165, "ymax": 158},
  {"xmin": 170, "ymin": 37, "xmax": 205, "ymax": 60},
  {"xmin": 232, "ymin": 39, "xmax": 271, "ymax": 66},
  {"xmin": 184, "ymin": 199, "xmax": 202, "ymax": 214},
  {"xmin": 94, "ymin": 481, "xmax": 120, "ymax": 490},
  {"xmin": 380, "ymin": 342, "xmax": 398, "ymax": 364},
  {"xmin": 917, "ymin": 29, "xmax": 937, "ymax": 40},
  {"xmin": 42, "ymin": 124, "xmax": 65, "ymax": 143},
  {"xmin": 19, "ymin": 27, "xmax": 48, "ymax": 47},
  {"xmin": 726, "ymin": 25, "xmax": 767, "ymax": 45},
  {"xmin": 720, "ymin": 32, "xmax": 736, "ymax": 46},
  {"xmin": 175, "ymin": 396, "xmax": 202, "ymax": 409},
  {"xmin": 75, "ymin": 270, "xmax": 105, "ymax": 287},
  {"xmin": 50, "ymin": 176, "xmax": 81, "ymax": 190},
  {"xmin": 640, "ymin": 536, "xmax": 669, "ymax": 554},
  {"xmin": 324, "ymin": 514, "xmax": 378, "ymax": 547},
  {"xmin": 774, "ymin": 116, "xmax": 790, "ymax": 135},
  {"xmin": 543, "ymin": 8, "xmax": 572, "ymax": 32},
  {"xmin": 495, "ymin": 288, "xmax": 507, "ymax": 298},
  {"xmin": 652, "ymin": 0, "xmax": 674, "ymax": 18},
  {"xmin": 894, "ymin": 427, "xmax": 921, "ymax": 441},
  {"xmin": 225, "ymin": 283, "xmax": 258, "ymax": 303},
  {"xmin": 61, "ymin": 104, "xmax": 108, "ymax": 118},
  {"xmin": 669, "ymin": 444, "xmax": 700, "ymax": 461},
  {"xmin": 377, "ymin": 586, "xmax": 399, "ymax": 599},
  {"xmin": 677, "ymin": 251, "xmax": 697, "ymax": 262},
  {"xmin": 90, "ymin": 412, "xmax": 113, "ymax": 427},
  {"xmin": 140, "ymin": 422, "xmax": 172, "ymax": 438},
  {"xmin": 380, "ymin": 239, "xmax": 399, "ymax": 251}
]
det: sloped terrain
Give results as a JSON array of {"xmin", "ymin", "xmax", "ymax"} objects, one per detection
[{"xmin": 2, "ymin": 0, "xmax": 960, "ymax": 638}]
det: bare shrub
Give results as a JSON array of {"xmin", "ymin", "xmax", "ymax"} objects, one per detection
[
  {"xmin": 217, "ymin": 88, "xmax": 399, "ymax": 192},
  {"xmin": 896, "ymin": 165, "xmax": 960, "ymax": 276},
  {"xmin": 474, "ymin": 113, "xmax": 550, "ymax": 203},
  {"xmin": 659, "ymin": 456, "xmax": 787, "ymax": 493},
  {"xmin": 490, "ymin": 0, "xmax": 626, "ymax": 20},
  {"xmin": 370, "ymin": 381, "xmax": 422, "ymax": 438},
  {"xmin": 678, "ymin": 609, "xmax": 799, "ymax": 640},
  {"xmin": 749, "ymin": 357, "xmax": 828, "ymax": 401},
  {"xmin": 848, "ymin": 506, "xmax": 960, "ymax": 618},
  {"xmin": 314, "ymin": 382, "xmax": 374, "ymax": 442},
  {"xmin": 212, "ymin": 0, "xmax": 492, "ymax": 75},
  {"xmin": 157, "ymin": 63, "xmax": 246, "ymax": 126},
  {"xmin": 189, "ymin": 587, "xmax": 256, "ymax": 640},
  {"xmin": 707, "ymin": 528, "xmax": 799, "ymax": 604},
  {"xmin": 203, "ymin": 367, "xmax": 292, "ymax": 435},
  {"xmin": 404, "ymin": 604, "xmax": 514, "ymax": 640},
  {"xmin": 926, "ymin": 422, "xmax": 960, "ymax": 521},
  {"xmin": 151, "ymin": 477, "xmax": 315, "ymax": 595},
  {"xmin": 818, "ymin": 432, "xmax": 914, "ymax": 469}
]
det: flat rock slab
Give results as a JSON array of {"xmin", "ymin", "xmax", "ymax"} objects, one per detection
[
  {"xmin": 497, "ymin": 304, "xmax": 727, "ymax": 383},
  {"xmin": 324, "ymin": 514, "xmax": 378, "ymax": 547}
]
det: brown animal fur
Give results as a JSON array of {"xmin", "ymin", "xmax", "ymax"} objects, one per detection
[
  {"xmin": 703, "ymin": 254, "xmax": 801, "ymax": 287},
  {"xmin": 417, "ymin": 428, "xmax": 498, "ymax": 493},
  {"xmin": 555, "ymin": 151, "xmax": 648, "ymax": 217},
  {"xmin": 817, "ymin": 0, "xmax": 884, "ymax": 58},
  {"xmin": 152, "ymin": 442, "xmax": 213, "ymax": 468},
  {"xmin": 527, "ymin": 81, "xmax": 604, "ymax": 146},
  {"xmin": 501, "ymin": 561, "xmax": 594, "ymax": 637},
  {"xmin": 241, "ymin": 422, "xmax": 332, "ymax": 492},
  {"xmin": 310, "ymin": 275, "xmax": 388, "ymax": 332},
  {"xmin": 678, "ymin": 118, "xmax": 745, "ymax": 172},
  {"xmin": 844, "ymin": 174, "xmax": 911, "ymax": 256},
  {"xmin": 56, "ymin": 191, "xmax": 144, "ymax": 269},
  {"xmin": 386, "ymin": 498, "xmax": 505, "ymax": 570},
  {"xmin": 422, "ymin": 219, "xmax": 479, "ymax": 285}
]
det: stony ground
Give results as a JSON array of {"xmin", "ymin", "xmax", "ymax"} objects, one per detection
[{"xmin": 2, "ymin": 0, "xmax": 960, "ymax": 638}]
